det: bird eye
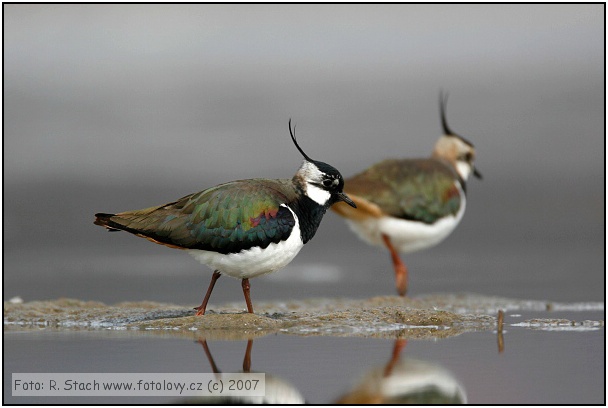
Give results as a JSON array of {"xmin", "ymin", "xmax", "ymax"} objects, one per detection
[
  {"xmin": 322, "ymin": 179, "xmax": 333, "ymax": 187},
  {"xmin": 462, "ymin": 152, "xmax": 473, "ymax": 162}
]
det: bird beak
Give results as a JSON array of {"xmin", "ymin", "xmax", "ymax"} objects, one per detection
[
  {"xmin": 336, "ymin": 192, "xmax": 357, "ymax": 208},
  {"xmin": 473, "ymin": 166, "xmax": 483, "ymax": 180}
]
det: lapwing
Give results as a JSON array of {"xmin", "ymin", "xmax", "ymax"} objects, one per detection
[
  {"xmin": 195, "ymin": 338, "xmax": 306, "ymax": 404},
  {"xmin": 94, "ymin": 120, "xmax": 356, "ymax": 315},
  {"xmin": 336, "ymin": 339, "xmax": 467, "ymax": 404},
  {"xmin": 332, "ymin": 93, "xmax": 481, "ymax": 296}
]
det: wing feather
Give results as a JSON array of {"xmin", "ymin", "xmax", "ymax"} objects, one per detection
[
  {"xmin": 96, "ymin": 179, "xmax": 297, "ymax": 253},
  {"xmin": 344, "ymin": 159, "xmax": 462, "ymax": 224}
]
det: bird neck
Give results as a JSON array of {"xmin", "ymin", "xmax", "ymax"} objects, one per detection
[
  {"xmin": 429, "ymin": 156, "xmax": 468, "ymax": 195},
  {"xmin": 454, "ymin": 160, "xmax": 473, "ymax": 181},
  {"xmin": 288, "ymin": 194, "xmax": 328, "ymax": 244}
]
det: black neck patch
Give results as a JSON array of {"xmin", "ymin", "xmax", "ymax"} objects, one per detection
[{"xmin": 288, "ymin": 194, "xmax": 328, "ymax": 244}]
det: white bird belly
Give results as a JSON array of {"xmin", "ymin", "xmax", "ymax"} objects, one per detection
[{"xmin": 345, "ymin": 193, "xmax": 466, "ymax": 254}]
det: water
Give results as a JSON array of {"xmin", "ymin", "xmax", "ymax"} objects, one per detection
[{"xmin": 4, "ymin": 310, "xmax": 604, "ymax": 404}]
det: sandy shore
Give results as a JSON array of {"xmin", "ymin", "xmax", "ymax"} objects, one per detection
[{"xmin": 3, "ymin": 294, "xmax": 603, "ymax": 340}]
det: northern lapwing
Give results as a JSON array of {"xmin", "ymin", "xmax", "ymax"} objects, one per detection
[
  {"xmin": 336, "ymin": 339, "xmax": 467, "ymax": 404},
  {"xmin": 94, "ymin": 120, "xmax": 356, "ymax": 315},
  {"xmin": 332, "ymin": 93, "xmax": 481, "ymax": 296}
]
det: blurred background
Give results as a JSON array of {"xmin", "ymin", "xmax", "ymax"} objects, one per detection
[{"xmin": 4, "ymin": 4, "xmax": 604, "ymax": 306}]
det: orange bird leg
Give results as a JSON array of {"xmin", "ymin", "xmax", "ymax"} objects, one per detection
[
  {"xmin": 381, "ymin": 234, "xmax": 408, "ymax": 297},
  {"xmin": 197, "ymin": 339, "xmax": 221, "ymax": 374},
  {"xmin": 194, "ymin": 270, "xmax": 221, "ymax": 316},
  {"xmin": 243, "ymin": 339, "xmax": 253, "ymax": 373},
  {"xmin": 384, "ymin": 339, "xmax": 408, "ymax": 377},
  {"xmin": 242, "ymin": 278, "xmax": 254, "ymax": 314}
]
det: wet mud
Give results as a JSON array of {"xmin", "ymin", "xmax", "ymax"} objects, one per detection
[{"xmin": 3, "ymin": 294, "xmax": 603, "ymax": 340}]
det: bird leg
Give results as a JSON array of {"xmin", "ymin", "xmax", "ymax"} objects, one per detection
[
  {"xmin": 241, "ymin": 278, "xmax": 254, "ymax": 314},
  {"xmin": 383, "ymin": 339, "xmax": 408, "ymax": 377},
  {"xmin": 197, "ymin": 339, "xmax": 221, "ymax": 374},
  {"xmin": 194, "ymin": 270, "xmax": 221, "ymax": 316},
  {"xmin": 243, "ymin": 339, "xmax": 253, "ymax": 373},
  {"xmin": 381, "ymin": 234, "xmax": 408, "ymax": 297}
]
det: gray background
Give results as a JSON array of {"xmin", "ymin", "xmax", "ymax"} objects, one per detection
[{"xmin": 4, "ymin": 4, "xmax": 604, "ymax": 305}]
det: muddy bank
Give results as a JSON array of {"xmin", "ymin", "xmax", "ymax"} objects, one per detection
[{"xmin": 3, "ymin": 294, "xmax": 603, "ymax": 340}]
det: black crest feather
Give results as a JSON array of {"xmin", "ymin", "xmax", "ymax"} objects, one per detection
[
  {"xmin": 289, "ymin": 119, "xmax": 314, "ymax": 162},
  {"xmin": 439, "ymin": 90, "xmax": 454, "ymax": 136}
]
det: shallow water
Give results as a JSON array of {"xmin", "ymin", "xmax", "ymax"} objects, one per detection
[
  {"xmin": 4, "ymin": 299, "xmax": 604, "ymax": 404},
  {"xmin": 4, "ymin": 309, "xmax": 604, "ymax": 404}
]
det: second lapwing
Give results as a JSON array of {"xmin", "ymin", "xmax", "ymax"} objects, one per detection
[
  {"xmin": 332, "ymin": 93, "xmax": 481, "ymax": 296},
  {"xmin": 95, "ymin": 120, "xmax": 356, "ymax": 315}
]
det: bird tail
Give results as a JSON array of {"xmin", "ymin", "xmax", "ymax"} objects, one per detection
[{"xmin": 94, "ymin": 213, "xmax": 122, "ymax": 231}]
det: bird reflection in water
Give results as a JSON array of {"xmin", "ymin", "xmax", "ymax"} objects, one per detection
[
  {"xmin": 178, "ymin": 338, "xmax": 305, "ymax": 404},
  {"xmin": 336, "ymin": 339, "xmax": 467, "ymax": 404}
]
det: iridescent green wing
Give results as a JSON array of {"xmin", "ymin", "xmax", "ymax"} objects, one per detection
[
  {"xmin": 345, "ymin": 159, "xmax": 462, "ymax": 224},
  {"xmin": 105, "ymin": 179, "xmax": 297, "ymax": 253}
]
